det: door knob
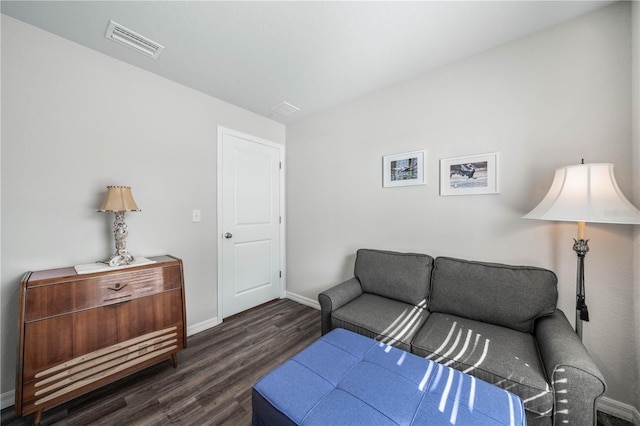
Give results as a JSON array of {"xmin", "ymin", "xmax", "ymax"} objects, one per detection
[{"xmin": 224, "ymin": 232, "xmax": 233, "ymax": 239}]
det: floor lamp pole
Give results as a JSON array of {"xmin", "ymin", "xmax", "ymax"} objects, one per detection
[{"xmin": 573, "ymin": 222, "xmax": 589, "ymax": 340}]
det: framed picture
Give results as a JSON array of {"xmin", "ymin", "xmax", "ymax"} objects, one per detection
[
  {"xmin": 383, "ymin": 150, "xmax": 426, "ymax": 187},
  {"xmin": 440, "ymin": 152, "xmax": 499, "ymax": 196}
]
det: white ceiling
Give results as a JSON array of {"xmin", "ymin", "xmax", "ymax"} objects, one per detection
[{"xmin": 1, "ymin": 1, "xmax": 615, "ymax": 124}]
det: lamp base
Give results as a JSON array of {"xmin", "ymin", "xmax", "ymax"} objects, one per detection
[
  {"xmin": 104, "ymin": 252, "xmax": 135, "ymax": 267},
  {"xmin": 573, "ymin": 238, "xmax": 589, "ymax": 341},
  {"xmin": 105, "ymin": 211, "xmax": 135, "ymax": 267}
]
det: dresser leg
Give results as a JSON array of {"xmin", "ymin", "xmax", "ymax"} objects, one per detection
[
  {"xmin": 33, "ymin": 410, "xmax": 42, "ymax": 425},
  {"xmin": 171, "ymin": 353, "xmax": 178, "ymax": 368}
]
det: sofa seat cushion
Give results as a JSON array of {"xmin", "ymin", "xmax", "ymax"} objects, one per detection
[
  {"xmin": 332, "ymin": 293, "xmax": 429, "ymax": 352},
  {"xmin": 355, "ymin": 249, "xmax": 434, "ymax": 305},
  {"xmin": 411, "ymin": 313, "xmax": 553, "ymax": 417},
  {"xmin": 429, "ymin": 257, "xmax": 557, "ymax": 333}
]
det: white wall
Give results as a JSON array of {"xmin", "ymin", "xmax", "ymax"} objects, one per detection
[
  {"xmin": 0, "ymin": 15, "xmax": 285, "ymax": 396},
  {"xmin": 287, "ymin": 2, "xmax": 637, "ymax": 412}
]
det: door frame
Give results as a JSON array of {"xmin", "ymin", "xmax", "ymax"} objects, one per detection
[{"xmin": 216, "ymin": 126, "xmax": 286, "ymax": 323}]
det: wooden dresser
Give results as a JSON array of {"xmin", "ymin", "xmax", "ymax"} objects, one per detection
[{"xmin": 15, "ymin": 255, "xmax": 186, "ymax": 424}]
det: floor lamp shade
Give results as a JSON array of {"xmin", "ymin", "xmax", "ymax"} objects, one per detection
[
  {"xmin": 524, "ymin": 162, "xmax": 640, "ymax": 340},
  {"xmin": 523, "ymin": 163, "xmax": 640, "ymax": 224}
]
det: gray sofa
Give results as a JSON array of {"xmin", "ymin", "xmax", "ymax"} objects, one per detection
[{"xmin": 318, "ymin": 249, "xmax": 606, "ymax": 426}]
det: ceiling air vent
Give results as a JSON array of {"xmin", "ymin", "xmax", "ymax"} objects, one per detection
[
  {"xmin": 105, "ymin": 20, "xmax": 165, "ymax": 59},
  {"xmin": 270, "ymin": 102, "xmax": 300, "ymax": 117}
]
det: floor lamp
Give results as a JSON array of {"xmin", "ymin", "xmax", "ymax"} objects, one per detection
[{"xmin": 523, "ymin": 162, "xmax": 640, "ymax": 340}]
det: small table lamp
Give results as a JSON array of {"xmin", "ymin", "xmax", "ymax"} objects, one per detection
[
  {"xmin": 98, "ymin": 185, "xmax": 141, "ymax": 267},
  {"xmin": 524, "ymin": 162, "xmax": 640, "ymax": 340}
]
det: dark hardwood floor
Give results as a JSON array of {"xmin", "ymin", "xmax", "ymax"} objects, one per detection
[
  {"xmin": 2, "ymin": 298, "xmax": 321, "ymax": 426},
  {"xmin": 597, "ymin": 411, "xmax": 635, "ymax": 426},
  {"xmin": 2, "ymin": 298, "xmax": 633, "ymax": 426}
]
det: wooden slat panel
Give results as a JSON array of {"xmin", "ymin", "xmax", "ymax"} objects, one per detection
[
  {"xmin": 29, "ymin": 333, "xmax": 178, "ymax": 398},
  {"xmin": 34, "ymin": 346, "xmax": 178, "ymax": 406},
  {"xmin": 35, "ymin": 327, "xmax": 178, "ymax": 379}
]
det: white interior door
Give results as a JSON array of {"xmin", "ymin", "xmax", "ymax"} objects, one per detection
[{"xmin": 218, "ymin": 128, "xmax": 283, "ymax": 319}]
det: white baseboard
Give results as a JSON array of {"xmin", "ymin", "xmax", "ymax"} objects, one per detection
[
  {"xmin": 186, "ymin": 293, "xmax": 322, "ymax": 338},
  {"xmin": 598, "ymin": 396, "xmax": 640, "ymax": 425},
  {"xmin": 1, "ymin": 389, "xmax": 15, "ymax": 410},
  {"xmin": 186, "ymin": 316, "xmax": 221, "ymax": 337},
  {"xmin": 187, "ymin": 294, "xmax": 320, "ymax": 337},
  {"xmin": 285, "ymin": 291, "xmax": 320, "ymax": 310}
]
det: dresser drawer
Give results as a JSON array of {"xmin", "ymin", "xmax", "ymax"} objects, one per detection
[
  {"xmin": 97, "ymin": 268, "xmax": 163, "ymax": 305},
  {"xmin": 24, "ymin": 264, "xmax": 182, "ymax": 322}
]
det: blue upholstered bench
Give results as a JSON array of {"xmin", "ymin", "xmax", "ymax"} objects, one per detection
[{"xmin": 253, "ymin": 328, "xmax": 525, "ymax": 425}]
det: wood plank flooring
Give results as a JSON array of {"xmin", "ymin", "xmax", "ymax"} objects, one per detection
[
  {"xmin": 2, "ymin": 298, "xmax": 321, "ymax": 426},
  {"xmin": 2, "ymin": 298, "xmax": 633, "ymax": 426}
]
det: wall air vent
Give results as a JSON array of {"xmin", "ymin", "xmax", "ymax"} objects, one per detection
[
  {"xmin": 270, "ymin": 102, "xmax": 300, "ymax": 117},
  {"xmin": 105, "ymin": 20, "xmax": 165, "ymax": 59}
]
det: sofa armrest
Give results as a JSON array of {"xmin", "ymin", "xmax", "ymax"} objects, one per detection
[
  {"xmin": 535, "ymin": 309, "xmax": 606, "ymax": 425},
  {"xmin": 318, "ymin": 278, "xmax": 363, "ymax": 335}
]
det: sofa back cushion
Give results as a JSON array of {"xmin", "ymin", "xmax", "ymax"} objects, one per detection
[
  {"xmin": 355, "ymin": 249, "xmax": 433, "ymax": 306},
  {"xmin": 429, "ymin": 257, "xmax": 557, "ymax": 333}
]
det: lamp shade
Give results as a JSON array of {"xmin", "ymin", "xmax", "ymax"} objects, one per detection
[
  {"xmin": 524, "ymin": 163, "xmax": 640, "ymax": 225},
  {"xmin": 98, "ymin": 186, "xmax": 141, "ymax": 212}
]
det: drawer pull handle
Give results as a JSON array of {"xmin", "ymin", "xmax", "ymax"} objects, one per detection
[{"xmin": 108, "ymin": 283, "xmax": 128, "ymax": 292}]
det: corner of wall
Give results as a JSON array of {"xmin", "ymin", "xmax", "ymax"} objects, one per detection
[{"xmin": 631, "ymin": 0, "xmax": 640, "ymax": 417}]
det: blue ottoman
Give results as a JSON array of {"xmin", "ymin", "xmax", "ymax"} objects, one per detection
[{"xmin": 253, "ymin": 328, "xmax": 525, "ymax": 426}]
